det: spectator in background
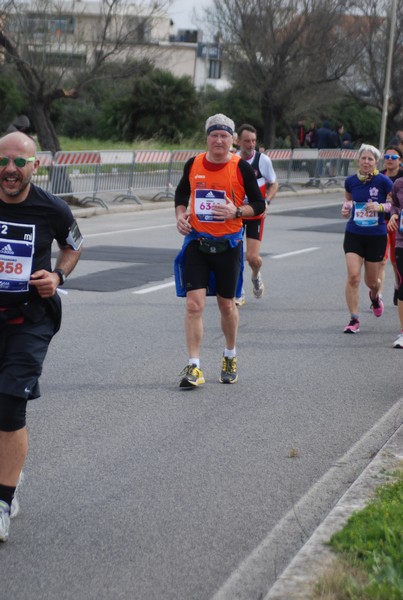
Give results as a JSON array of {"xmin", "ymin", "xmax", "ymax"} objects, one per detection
[
  {"xmin": 341, "ymin": 127, "xmax": 353, "ymax": 149},
  {"xmin": 291, "ymin": 119, "xmax": 306, "ymax": 148},
  {"xmin": 314, "ymin": 120, "xmax": 335, "ymax": 186},
  {"xmin": 305, "ymin": 122, "xmax": 317, "ymax": 149},
  {"xmin": 340, "ymin": 124, "xmax": 354, "ymax": 176},
  {"xmin": 303, "ymin": 122, "xmax": 318, "ymax": 187},
  {"xmin": 290, "ymin": 119, "xmax": 306, "ymax": 185},
  {"xmin": 6, "ymin": 115, "xmax": 31, "ymax": 135},
  {"xmin": 316, "ymin": 120, "xmax": 334, "ymax": 149},
  {"xmin": 326, "ymin": 123, "xmax": 344, "ymax": 179}
]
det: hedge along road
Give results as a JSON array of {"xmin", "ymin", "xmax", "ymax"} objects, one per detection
[{"xmin": 1, "ymin": 192, "xmax": 402, "ymax": 600}]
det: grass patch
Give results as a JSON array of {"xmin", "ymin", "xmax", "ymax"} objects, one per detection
[
  {"xmin": 58, "ymin": 136, "xmax": 203, "ymax": 152},
  {"xmin": 313, "ymin": 469, "xmax": 403, "ymax": 599}
]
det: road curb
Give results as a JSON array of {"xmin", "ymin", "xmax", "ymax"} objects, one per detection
[
  {"xmin": 264, "ymin": 422, "xmax": 403, "ymax": 599},
  {"xmin": 70, "ymin": 187, "xmax": 343, "ymax": 218}
]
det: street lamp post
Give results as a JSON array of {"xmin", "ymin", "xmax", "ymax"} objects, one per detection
[{"xmin": 379, "ymin": 0, "xmax": 398, "ymax": 152}]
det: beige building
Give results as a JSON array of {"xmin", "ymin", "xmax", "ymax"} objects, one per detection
[{"xmin": 4, "ymin": 0, "xmax": 230, "ymax": 90}]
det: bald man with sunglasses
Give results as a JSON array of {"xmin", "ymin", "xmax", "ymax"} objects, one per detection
[{"xmin": 0, "ymin": 132, "xmax": 83, "ymax": 542}]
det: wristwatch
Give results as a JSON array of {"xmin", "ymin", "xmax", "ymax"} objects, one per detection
[
  {"xmin": 53, "ymin": 268, "xmax": 66, "ymax": 286},
  {"xmin": 235, "ymin": 207, "xmax": 243, "ymax": 218}
]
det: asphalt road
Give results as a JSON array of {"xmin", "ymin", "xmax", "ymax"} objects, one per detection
[{"xmin": 1, "ymin": 193, "xmax": 402, "ymax": 600}]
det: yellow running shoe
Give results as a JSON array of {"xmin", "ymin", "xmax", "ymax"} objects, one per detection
[
  {"xmin": 179, "ymin": 364, "xmax": 205, "ymax": 389},
  {"xmin": 220, "ymin": 356, "xmax": 238, "ymax": 384}
]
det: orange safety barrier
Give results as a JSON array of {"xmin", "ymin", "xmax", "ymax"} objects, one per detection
[
  {"xmin": 55, "ymin": 151, "xmax": 101, "ymax": 165},
  {"xmin": 134, "ymin": 150, "xmax": 172, "ymax": 164},
  {"xmin": 31, "ymin": 147, "xmax": 363, "ymax": 207}
]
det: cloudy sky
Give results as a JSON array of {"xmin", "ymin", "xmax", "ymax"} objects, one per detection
[{"xmin": 168, "ymin": 0, "xmax": 212, "ymax": 31}]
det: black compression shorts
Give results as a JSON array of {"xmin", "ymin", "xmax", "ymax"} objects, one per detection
[
  {"xmin": 184, "ymin": 240, "xmax": 242, "ymax": 298},
  {"xmin": 243, "ymin": 216, "xmax": 265, "ymax": 241},
  {"xmin": 343, "ymin": 231, "xmax": 387, "ymax": 262},
  {"xmin": 0, "ymin": 394, "xmax": 28, "ymax": 431}
]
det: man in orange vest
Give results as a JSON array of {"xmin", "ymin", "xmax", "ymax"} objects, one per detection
[{"xmin": 175, "ymin": 114, "xmax": 265, "ymax": 388}]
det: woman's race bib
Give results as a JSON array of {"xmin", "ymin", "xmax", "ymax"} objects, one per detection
[
  {"xmin": 399, "ymin": 210, "xmax": 403, "ymax": 233},
  {"xmin": 194, "ymin": 189, "xmax": 226, "ymax": 222},
  {"xmin": 353, "ymin": 202, "xmax": 378, "ymax": 227}
]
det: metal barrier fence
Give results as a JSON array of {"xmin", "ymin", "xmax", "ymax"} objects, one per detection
[
  {"xmin": 266, "ymin": 148, "xmax": 361, "ymax": 190},
  {"xmin": 97, "ymin": 151, "xmax": 136, "ymax": 204},
  {"xmin": 34, "ymin": 147, "xmax": 362, "ymax": 208}
]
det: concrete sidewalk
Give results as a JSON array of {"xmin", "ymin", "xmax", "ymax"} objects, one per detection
[{"xmin": 265, "ymin": 421, "xmax": 403, "ymax": 599}]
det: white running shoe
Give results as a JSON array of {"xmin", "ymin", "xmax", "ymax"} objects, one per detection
[
  {"xmin": 235, "ymin": 288, "xmax": 245, "ymax": 306},
  {"xmin": 393, "ymin": 332, "xmax": 403, "ymax": 348},
  {"xmin": 0, "ymin": 500, "xmax": 10, "ymax": 542},
  {"xmin": 10, "ymin": 471, "xmax": 24, "ymax": 519},
  {"xmin": 251, "ymin": 272, "xmax": 264, "ymax": 299}
]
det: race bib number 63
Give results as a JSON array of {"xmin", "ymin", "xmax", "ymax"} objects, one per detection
[{"xmin": 194, "ymin": 189, "xmax": 227, "ymax": 222}]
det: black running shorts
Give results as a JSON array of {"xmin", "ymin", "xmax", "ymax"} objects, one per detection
[
  {"xmin": 0, "ymin": 312, "xmax": 57, "ymax": 400},
  {"xmin": 243, "ymin": 216, "xmax": 265, "ymax": 241},
  {"xmin": 343, "ymin": 231, "xmax": 387, "ymax": 262},
  {"xmin": 184, "ymin": 240, "xmax": 242, "ymax": 299}
]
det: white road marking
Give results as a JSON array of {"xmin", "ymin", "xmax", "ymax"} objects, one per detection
[
  {"xmin": 272, "ymin": 247, "xmax": 319, "ymax": 259},
  {"xmin": 133, "ymin": 281, "xmax": 175, "ymax": 294},
  {"xmin": 84, "ymin": 223, "xmax": 175, "ymax": 237}
]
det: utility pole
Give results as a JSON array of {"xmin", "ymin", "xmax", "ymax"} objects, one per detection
[{"xmin": 379, "ymin": 0, "xmax": 398, "ymax": 151}]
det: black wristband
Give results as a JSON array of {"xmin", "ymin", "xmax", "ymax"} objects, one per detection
[{"xmin": 53, "ymin": 268, "xmax": 66, "ymax": 286}]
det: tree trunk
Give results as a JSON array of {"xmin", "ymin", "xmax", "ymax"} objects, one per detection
[
  {"xmin": 29, "ymin": 100, "xmax": 74, "ymax": 197},
  {"xmin": 29, "ymin": 102, "xmax": 61, "ymax": 154},
  {"xmin": 261, "ymin": 99, "xmax": 278, "ymax": 149}
]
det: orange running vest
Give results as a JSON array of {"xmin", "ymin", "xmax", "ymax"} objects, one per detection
[{"xmin": 188, "ymin": 153, "xmax": 245, "ymax": 236}]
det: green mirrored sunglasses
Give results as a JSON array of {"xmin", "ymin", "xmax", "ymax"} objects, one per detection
[{"xmin": 0, "ymin": 156, "xmax": 36, "ymax": 167}]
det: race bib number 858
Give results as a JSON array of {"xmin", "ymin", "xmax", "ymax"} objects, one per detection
[{"xmin": 0, "ymin": 221, "xmax": 35, "ymax": 292}]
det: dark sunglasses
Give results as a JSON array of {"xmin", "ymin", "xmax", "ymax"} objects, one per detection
[
  {"xmin": 384, "ymin": 154, "xmax": 400, "ymax": 160},
  {"xmin": 0, "ymin": 156, "xmax": 36, "ymax": 167}
]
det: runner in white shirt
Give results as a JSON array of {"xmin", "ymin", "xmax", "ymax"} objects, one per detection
[{"xmin": 236, "ymin": 124, "xmax": 278, "ymax": 304}]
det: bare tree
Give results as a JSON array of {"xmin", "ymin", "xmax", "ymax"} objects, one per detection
[
  {"xmin": 341, "ymin": 0, "xmax": 403, "ymax": 136},
  {"xmin": 205, "ymin": 0, "xmax": 362, "ymax": 147},
  {"xmin": 0, "ymin": 0, "xmax": 169, "ymax": 152}
]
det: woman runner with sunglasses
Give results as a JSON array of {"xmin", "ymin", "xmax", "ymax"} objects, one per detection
[
  {"xmin": 379, "ymin": 146, "xmax": 403, "ymax": 305},
  {"xmin": 387, "ymin": 171, "xmax": 403, "ymax": 347}
]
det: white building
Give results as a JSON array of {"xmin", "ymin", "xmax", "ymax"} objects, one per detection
[{"xmin": 3, "ymin": 1, "xmax": 231, "ymax": 91}]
